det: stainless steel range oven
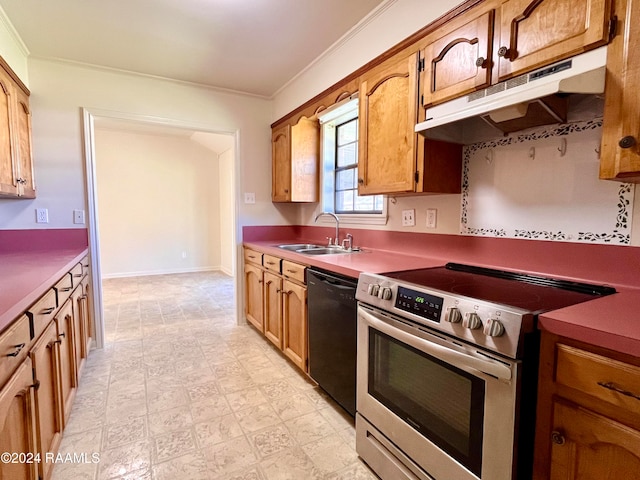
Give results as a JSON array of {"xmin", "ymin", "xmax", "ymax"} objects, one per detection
[{"xmin": 355, "ymin": 263, "xmax": 614, "ymax": 480}]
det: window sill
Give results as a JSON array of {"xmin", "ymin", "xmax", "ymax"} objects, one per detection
[{"xmin": 316, "ymin": 213, "xmax": 388, "ymax": 226}]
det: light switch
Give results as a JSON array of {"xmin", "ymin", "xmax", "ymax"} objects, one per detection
[{"xmin": 401, "ymin": 209, "xmax": 415, "ymax": 227}]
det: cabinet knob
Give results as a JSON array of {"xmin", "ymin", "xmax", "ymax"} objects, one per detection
[
  {"xmin": 497, "ymin": 46, "xmax": 510, "ymax": 58},
  {"xmin": 475, "ymin": 57, "xmax": 486, "ymax": 68},
  {"xmin": 551, "ymin": 430, "xmax": 566, "ymax": 445},
  {"xmin": 358, "ymin": 178, "xmax": 364, "ymax": 185},
  {"xmin": 619, "ymin": 136, "xmax": 637, "ymax": 149},
  {"xmin": 284, "ymin": 189, "xmax": 289, "ymax": 193}
]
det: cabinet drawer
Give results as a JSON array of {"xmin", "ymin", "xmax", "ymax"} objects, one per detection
[
  {"xmin": 0, "ymin": 314, "xmax": 31, "ymax": 387},
  {"xmin": 282, "ymin": 260, "xmax": 306, "ymax": 284},
  {"xmin": 556, "ymin": 343, "xmax": 640, "ymax": 414},
  {"xmin": 70, "ymin": 263, "xmax": 83, "ymax": 285},
  {"xmin": 263, "ymin": 254, "xmax": 282, "ymax": 273},
  {"xmin": 244, "ymin": 249, "xmax": 263, "ymax": 266},
  {"xmin": 54, "ymin": 273, "xmax": 74, "ymax": 307},
  {"xmin": 28, "ymin": 288, "xmax": 58, "ymax": 340}
]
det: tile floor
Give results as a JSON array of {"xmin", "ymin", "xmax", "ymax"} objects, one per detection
[{"xmin": 52, "ymin": 271, "xmax": 377, "ymax": 480}]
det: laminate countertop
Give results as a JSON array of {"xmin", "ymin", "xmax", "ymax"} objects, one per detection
[{"xmin": 244, "ymin": 238, "xmax": 640, "ymax": 358}]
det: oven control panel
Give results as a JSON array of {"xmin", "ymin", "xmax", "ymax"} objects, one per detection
[{"xmin": 395, "ymin": 286, "xmax": 443, "ymax": 323}]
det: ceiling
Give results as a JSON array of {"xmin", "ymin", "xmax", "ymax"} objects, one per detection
[{"xmin": 0, "ymin": 0, "xmax": 385, "ymax": 98}]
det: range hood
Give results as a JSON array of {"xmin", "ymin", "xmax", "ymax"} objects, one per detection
[{"xmin": 416, "ymin": 46, "xmax": 607, "ymax": 135}]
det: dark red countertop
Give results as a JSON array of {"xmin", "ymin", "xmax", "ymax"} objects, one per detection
[
  {"xmin": 244, "ymin": 225, "xmax": 640, "ymax": 358},
  {"xmin": 0, "ymin": 229, "xmax": 89, "ymax": 334}
]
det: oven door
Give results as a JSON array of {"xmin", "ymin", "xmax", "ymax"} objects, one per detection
[{"xmin": 356, "ymin": 303, "xmax": 521, "ymax": 480}]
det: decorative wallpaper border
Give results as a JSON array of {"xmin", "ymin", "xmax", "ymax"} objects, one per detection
[{"xmin": 461, "ymin": 118, "xmax": 634, "ymax": 245}]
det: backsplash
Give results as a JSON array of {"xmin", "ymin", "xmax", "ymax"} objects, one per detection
[{"xmin": 461, "ymin": 119, "xmax": 634, "ymax": 245}]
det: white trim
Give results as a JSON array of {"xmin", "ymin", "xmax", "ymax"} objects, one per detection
[
  {"xmin": 101, "ymin": 266, "xmax": 224, "ymax": 280},
  {"xmin": 0, "ymin": 5, "xmax": 30, "ymax": 57},
  {"xmin": 82, "ymin": 108, "xmax": 241, "ymax": 348}
]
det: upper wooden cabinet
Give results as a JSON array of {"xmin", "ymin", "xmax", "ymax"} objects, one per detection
[
  {"xmin": 423, "ymin": 9, "xmax": 495, "ymax": 106},
  {"xmin": 600, "ymin": 0, "xmax": 640, "ymax": 181},
  {"xmin": 358, "ymin": 53, "xmax": 420, "ymax": 195},
  {"xmin": 359, "ymin": 52, "xmax": 462, "ymax": 195},
  {"xmin": 271, "ymin": 116, "xmax": 319, "ymax": 203},
  {"xmin": 497, "ymin": 0, "xmax": 612, "ymax": 80},
  {"xmin": 0, "ymin": 58, "xmax": 35, "ymax": 199},
  {"xmin": 422, "ymin": 0, "xmax": 613, "ymax": 108}
]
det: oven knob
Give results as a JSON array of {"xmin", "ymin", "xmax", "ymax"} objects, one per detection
[
  {"xmin": 463, "ymin": 312, "xmax": 482, "ymax": 330},
  {"xmin": 379, "ymin": 287, "xmax": 393, "ymax": 300},
  {"xmin": 368, "ymin": 284, "xmax": 380, "ymax": 296},
  {"xmin": 483, "ymin": 318, "xmax": 505, "ymax": 337},
  {"xmin": 445, "ymin": 307, "xmax": 462, "ymax": 323}
]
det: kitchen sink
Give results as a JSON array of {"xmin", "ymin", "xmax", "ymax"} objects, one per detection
[{"xmin": 275, "ymin": 243, "xmax": 360, "ymax": 255}]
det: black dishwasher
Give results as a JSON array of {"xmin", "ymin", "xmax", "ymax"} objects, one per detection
[{"xmin": 307, "ymin": 268, "xmax": 357, "ymax": 416}]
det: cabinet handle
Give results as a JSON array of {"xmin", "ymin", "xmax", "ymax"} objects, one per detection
[
  {"xmin": 59, "ymin": 332, "xmax": 66, "ymax": 338},
  {"xmin": 284, "ymin": 189, "xmax": 289, "ymax": 193},
  {"xmin": 286, "ymin": 269, "xmax": 298, "ymax": 274},
  {"xmin": 6, "ymin": 343, "xmax": 26, "ymax": 357},
  {"xmin": 266, "ymin": 280, "xmax": 273, "ymax": 286},
  {"xmin": 282, "ymin": 290, "xmax": 293, "ymax": 296},
  {"xmin": 276, "ymin": 288, "xmax": 281, "ymax": 293},
  {"xmin": 597, "ymin": 381, "xmax": 640, "ymax": 401},
  {"xmin": 73, "ymin": 273, "xmax": 82, "ymax": 278},
  {"xmin": 31, "ymin": 380, "xmax": 40, "ymax": 391},
  {"xmin": 619, "ymin": 136, "xmax": 637, "ymax": 149},
  {"xmin": 475, "ymin": 57, "xmax": 486, "ymax": 67},
  {"xmin": 358, "ymin": 178, "xmax": 364, "ymax": 185},
  {"xmin": 60, "ymin": 287, "xmax": 72, "ymax": 292},
  {"xmin": 551, "ymin": 431, "xmax": 565, "ymax": 445},
  {"xmin": 497, "ymin": 46, "xmax": 512, "ymax": 59},
  {"xmin": 41, "ymin": 307, "xmax": 55, "ymax": 315}
]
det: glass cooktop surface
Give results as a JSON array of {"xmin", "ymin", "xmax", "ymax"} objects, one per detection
[{"xmin": 384, "ymin": 263, "xmax": 615, "ymax": 314}]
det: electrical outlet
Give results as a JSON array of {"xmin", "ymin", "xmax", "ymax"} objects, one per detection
[
  {"xmin": 73, "ymin": 209, "xmax": 85, "ymax": 224},
  {"xmin": 426, "ymin": 208, "xmax": 437, "ymax": 228},
  {"xmin": 244, "ymin": 192, "xmax": 256, "ymax": 204},
  {"xmin": 36, "ymin": 208, "xmax": 49, "ymax": 224},
  {"xmin": 401, "ymin": 209, "xmax": 415, "ymax": 227}
]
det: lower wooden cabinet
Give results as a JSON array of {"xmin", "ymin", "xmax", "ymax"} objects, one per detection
[
  {"xmin": 30, "ymin": 320, "xmax": 62, "ymax": 480},
  {"xmin": 0, "ymin": 358, "xmax": 38, "ymax": 480},
  {"xmin": 55, "ymin": 299, "xmax": 77, "ymax": 427},
  {"xmin": 243, "ymin": 247, "xmax": 308, "ymax": 372},
  {"xmin": 534, "ymin": 332, "xmax": 640, "ymax": 479}
]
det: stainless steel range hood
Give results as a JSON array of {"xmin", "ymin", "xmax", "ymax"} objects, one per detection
[{"xmin": 415, "ymin": 46, "xmax": 607, "ymax": 136}]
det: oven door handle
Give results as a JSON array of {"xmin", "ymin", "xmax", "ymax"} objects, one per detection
[{"xmin": 360, "ymin": 307, "xmax": 513, "ymax": 381}]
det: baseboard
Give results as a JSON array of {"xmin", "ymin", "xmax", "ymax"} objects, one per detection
[{"xmin": 102, "ymin": 266, "xmax": 222, "ymax": 279}]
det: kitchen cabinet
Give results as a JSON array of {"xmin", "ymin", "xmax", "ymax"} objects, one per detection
[
  {"xmin": 55, "ymin": 299, "xmax": 77, "ymax": 426},
  {"xmin": 242, "ymin": 247, "xmax": 309, "ymax": 372},
  {"xmin": 30, "ymin": 320, "xmax": 63, "ymax": 480},
  {"xmin": 0, "ymin": 358, "xmax": 38, "ymax": 480},
  {"xmin": 534, "ymin": 332, "xmax": 640, "ymax": 479},
  {"xmin": 421, "ymin": 0, "xmax": 613, "ymax": 109},
  {"xmin": 0, "ymin": 57, "xmax": 35, "ymax": 198},
  {"xmin": 271, "ymin": 116, "xmax": 319, "ymax": 203},
  {"xmin": 359, "ymin": 52, "xmax": 463, "ymax": 195},
  {"xmin": 600, "ymin": 0, "xmax": 640, "ymax": 181},
  {"xmin": 263, "ymin": 271, "xmax": 283, "ymax": 348}
]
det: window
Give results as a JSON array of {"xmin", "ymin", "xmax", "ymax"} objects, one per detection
[{"xmin": 319, "ymin": 98, "xmax": 386, "ymax": 224}]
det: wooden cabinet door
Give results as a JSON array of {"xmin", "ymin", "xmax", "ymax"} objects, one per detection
[
  {"xmin": 244, "ymin": 262, "xmax": 264, "ymax": 332},
  {"xmin": 75, "ymin": 278, "xmax": 91, "ymax": 363},
  {"xmin": 282, "ymin": 280, "xmax": 307, "ymax": 372},
  {"xmin": 30, "ymin": 321, "xmax": 62, "ymax": 480},
  {"xmin": 0, "ymin": 358, "xmax": 38, "ymax": 480},
  {"xmin": 600, "ymin": 0, "xmax": 640, "ymax": 181},
  {"xmin": 289, "ymin": 117, "xmax": 319, "ymax": 202},
  {"xmin": 422, "ymin": 10, "xmax": 494, "ymax": 107},
  {"xmin": 55, "ymin": 299, "xmax": 77, "ymax": 427},
  {"xmin": 0, "ymin": 70, "xmax": 17, "ymax": 197},
  {"xmin": 497, "ymin": 0, "xmax": 611, "ymax": 80},
  {"xmin": 358, "ymin": 52, "xmax": 419, "ymax": 195},
  {"xmin": 272, "ymin": 123, "xmax": 291, "ymax": 202},
  {"xmin": 13, "ymin": 87, "xmax": 34, "ymax": 198},
  {"xmin": 263, "ymin": 271, "xmax": 283, "ymax": 349},
  {"xmin": 550, "ymin": 400, "xmax": 640, "ymax": 479}
]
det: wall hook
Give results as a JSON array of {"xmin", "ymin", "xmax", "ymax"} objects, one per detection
[
  {"xmin": 528, "ymin": 147, "xmax": 535, "ymax": 160},
  {"xmin": 389, "ymin": 196, "xmax": 397, "ymax": 204},
  {"xmin": 485, "ymin": 149, "xmax": 494, "ymax": 165},
  {"xmin": 558, "ymin": 138, "xmax": 567, "ymax": 157}
]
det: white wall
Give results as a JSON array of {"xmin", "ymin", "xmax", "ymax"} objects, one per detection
[
  {"xmin": 95, "ymin": 128, "xmax": 222, "ymax": 277},
  {"xmin": 218, "ymin": 148, "xmax": 234, "ymax": 275},
  {"xmin": 0, "ymin": 7, "xmax": 29, "ymax": 85},
  {"xmin": 0, "ymin": 57, "xmax": 289, "ymax": 231}
]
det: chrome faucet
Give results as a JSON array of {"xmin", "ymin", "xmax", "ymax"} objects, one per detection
[{"xmin": 314, "ymin": 211, "xmax": 340, "ymax": 246}]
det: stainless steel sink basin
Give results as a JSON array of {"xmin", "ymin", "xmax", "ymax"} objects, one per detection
[
  {"xmin": 276, "ymin": 243, "xmax": 324, "ymax": 251},
  {"xmin": 275, "ymin": 243, "xmax": 360, "ymax": 255}
]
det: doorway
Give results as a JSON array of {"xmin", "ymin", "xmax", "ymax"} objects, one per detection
[{"xmin": 82, "ymin": 108, "xmax": 239, "ymax": 348}]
